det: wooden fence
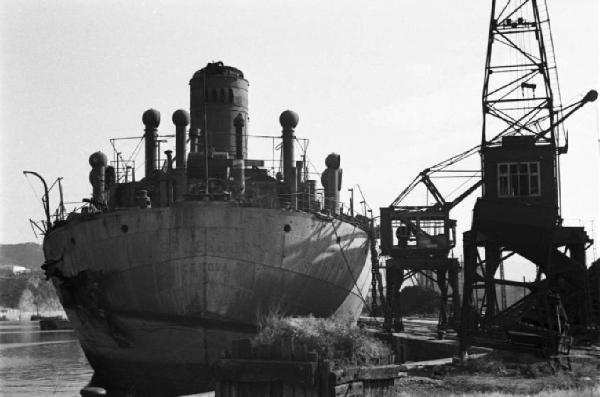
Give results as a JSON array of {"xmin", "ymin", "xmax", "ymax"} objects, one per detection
[{"xmin": 214, "ymin": 338, "xmax": 404, "ymax": 397}]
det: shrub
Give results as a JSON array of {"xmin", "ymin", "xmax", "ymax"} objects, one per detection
[{"xmin": 254, "ymin": 314, "xmax": 392, "ymax": 366}]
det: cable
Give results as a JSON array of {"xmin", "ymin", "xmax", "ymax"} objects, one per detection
[
  {"xmin": 446, "ymin": 173, "xmax": 480, "ymax": 200},
  {"xmin": 355, "ymin": 184, "xmax": 372, "ymax": 212},
  {"xmin": 329, "ymin": 219, "xmax": 372, "ymax": 314}
]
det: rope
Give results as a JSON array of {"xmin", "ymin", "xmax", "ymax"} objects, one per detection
[
  {"xmin": 329, "ymin": 218, "xmax": 372, "ymax": 315},
  {"xmin": 24, "ymin": 174, "xmax": 45, "ymax": 211},
  {"xmin": 126, "ymin": 136, "xmax": 144, "ymax": 164},
  {"xmin": 446, "ymin": 172, "xmax": 480, "ymax": 200},
  {"xmin": 355, "ymin": 184, "xmax": 371, "ymax": 212}
]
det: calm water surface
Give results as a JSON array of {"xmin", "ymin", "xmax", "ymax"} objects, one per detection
[{"xmin": 0, "ymin": 320, "xmax": 92, "ymax": 396}]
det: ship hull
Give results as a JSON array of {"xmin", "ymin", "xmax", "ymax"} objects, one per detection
[{"xmin": 44, "ymin": 201, "xmax": 370, "ymax": 395}]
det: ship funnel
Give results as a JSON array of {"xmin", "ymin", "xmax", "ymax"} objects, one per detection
[
  {"xmin": 280, "ymin": 110, "xmax": 299, "ymax": 207},
  {"xmin": 189, "ymin": 62, "xmax": 249, "ymax": 158},
  {"xmin": 172, "ymin": 109, "xmax": 190, "ymax": 168},
  {"xmin": 142, "ymin": 109, "xmax": 160, "ymax": 178}
]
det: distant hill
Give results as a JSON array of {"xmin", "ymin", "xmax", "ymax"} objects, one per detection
[{"xmin": 0, "ymin": 242, "xmax": 43, "ymax": 269}]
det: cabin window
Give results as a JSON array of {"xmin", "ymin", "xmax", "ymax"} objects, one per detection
[{"xmin": 497, "ymin": 162, "xmax": 540, "ymax": 197}]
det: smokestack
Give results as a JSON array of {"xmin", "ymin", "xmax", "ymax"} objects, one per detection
[
  {"xmin": 189, "ymin": 62, "xmax": 249, "ymax": 159},
  {"xmin": 172, "ymin": 109, "xmax": 190, "ymax": 168},
  {"xmin": 142, "ymin": 109, "xmax": 160, "ymax": 178},
  {"xmin": 279, "ymin": 110, "xmax": 299, "ymax": 207}
]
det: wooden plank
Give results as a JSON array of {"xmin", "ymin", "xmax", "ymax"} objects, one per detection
[
  {"xmin": 331, "ymin": 367, "xmax": 360, "ymax": 384},
  {"xmin": 244, "ymin": 382, "xmax": 270, "ymax": 397},
  {"xmin": 220, "ymin": 381, "xmax": 236, "ymax": 397},
  {"xmin": 216, "ymin": 359, "xmax": 318, "ymax": 387},
  {"xmin": 215, "ymin": 381, "xmax": 224, "ymax": 397},
  {"xmin": 363, "ymin": 380, "xmax": 372, "ymax": 397},
  {"xmin": 334, "ymin": 381, "xmax": 364, "ymax": 397},
  {"xmin": 255, "ymin": 343, "xmax": 271, "ymax": 359},
  {"xmin": 356, "ymin": 365, "xmax": 403, "ymax": 381},
  {"xmin": 294, "ymin": 384, "xmax": 306, "ymax": 397},
  {"xmin": 224, "ymin": 380, "xmax": 232, "ymax": 397},
  {"xmin": 282, "ymin": 383, "xmax": 294, "ymax": 397},
  {"xmin": 294, "ymin": 342, "xmax": 308, "ymax": 361},
  {"xmin": 232, "ymin": 339, "xmax": 252, "ymax": 359},
  {"xmin": 332, "ymin": 365, "xmax": 403, "ymax": 383},
  {"xmin": 365, "ymin": 380, "xmax": 374, "ymax": 397},
  {"xmin": 269, "ymin": 381, "xmax": 283, "ymax": 397},
  {"xmin": 398, "ymin": 358, "xmax": 453, "ymax": 371},
  {"xmin": 368, "ymin": 380, "xmax": 378, "ymax": 397},
  {"xmin": 282, "ymin": 337, "xmax": 294, "ymax": 360},
  {"xmin": 306, "ymin": 385, "xmax": 319, "ymax": 397},
  {"xmin": 306, "ymin": 351, "xmax": 319, "ymax": 362},
  {"xmin": 271, "ymin": 340, "xmax": 283, "ymax": 360},
  {"xmin": 319, "ymin": 360, "xmax": 333, "ymax": 397}
]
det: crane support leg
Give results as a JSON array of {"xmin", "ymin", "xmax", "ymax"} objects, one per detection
[
  {"xmin": 384, "ymin": 260, "xmax": 404, "ymax": 332},
  {"xmin": 436, "ymin": 269, "xmax": 448, "ymax": 331},
  {"xmin": 459, "ymin": 230, "xmax": 477, "ymax": 358},
  {"xmin": 483, "ymin": 242, "xmax": 501, "ymax": 322},
  {"xmin": 449, "ymin": 263, "xmax": 461, "ymax": 328}
]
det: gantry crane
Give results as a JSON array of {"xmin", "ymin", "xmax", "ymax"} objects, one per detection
[
  {"xmin": 377, "ymin": 0, "xmax": 597, "ymax": 349},
  {"xmin": 458, "ymin": 0, "xmax": 598, "ymax": 355},
  {"xmin": 379, "ymin": 147, "xmax": 482, "ymax": 333}
]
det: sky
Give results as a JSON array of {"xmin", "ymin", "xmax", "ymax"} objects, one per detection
[{"xmin": 1, "ymin": 0, "xmax": 598, "ymax": 277}]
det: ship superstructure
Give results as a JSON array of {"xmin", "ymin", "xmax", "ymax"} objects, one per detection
[{"xmin": 41, "ymin": 62, "xmax": 371, "ymax": 395}]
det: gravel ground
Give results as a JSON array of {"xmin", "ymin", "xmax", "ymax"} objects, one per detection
[{"xmin": 392, "ymin": 350, "xmax": 600, "ymax": 396}]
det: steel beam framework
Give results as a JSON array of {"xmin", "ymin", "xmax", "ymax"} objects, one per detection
[{"xmin": 460, "ymin": 0, "xmax": 596, "ymax": 356}]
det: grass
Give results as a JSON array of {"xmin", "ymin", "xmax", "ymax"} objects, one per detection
[
  {"xmin": 403, "ymin": 349, "xmax": 600, "ymax": 396},
  {"xmin": 251, "ymin": 315, "xmax": 600, "ymax": 396},
  {"xmin": 395, "ymin": 386, "xmax": 600, "ymax": 396},
  {"xmin": 253, "ymin": 314, "xmax": 392, "ymax": 366}
]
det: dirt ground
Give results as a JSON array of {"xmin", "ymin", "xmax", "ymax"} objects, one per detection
[{"xmin": 392, "ymin": 350, "xmax": 600, "ymax": 396}]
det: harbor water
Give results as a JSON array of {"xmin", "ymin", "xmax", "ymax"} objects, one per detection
[{"xmin": 0, "ymin": 320, "xmax": 92, "ymax": 396}]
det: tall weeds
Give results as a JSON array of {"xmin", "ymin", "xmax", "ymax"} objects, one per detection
[{"xmin": 254, "ymin": 314, "xmax": 392, "ymax": 366}]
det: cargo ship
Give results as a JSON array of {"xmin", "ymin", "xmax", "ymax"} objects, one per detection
[{"xmin": 40, "ymin": 62, "xmax": 371, "ymax": 395}]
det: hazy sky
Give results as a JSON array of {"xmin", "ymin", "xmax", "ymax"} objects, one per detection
[{"xmin": 1, "ymin": 1, "xmax": 598, "ymax": 276}]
